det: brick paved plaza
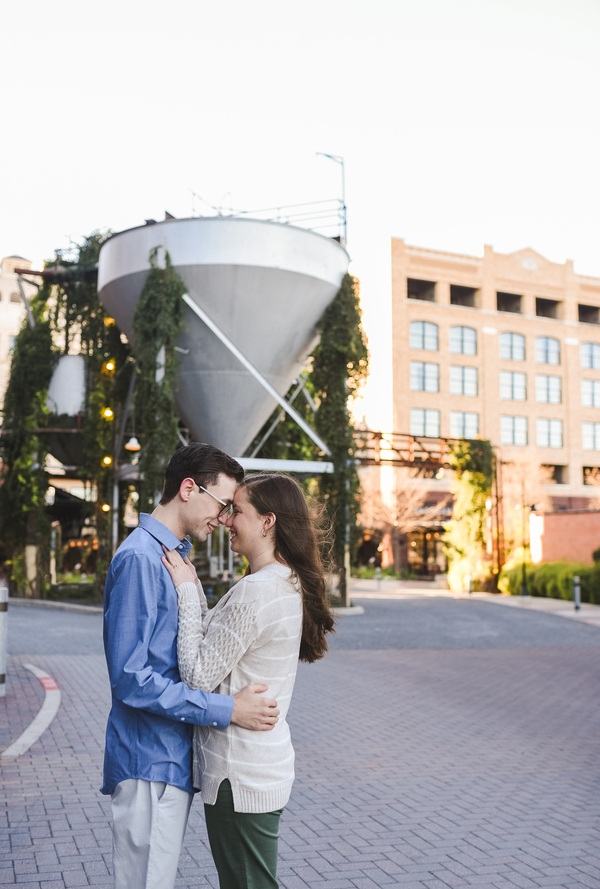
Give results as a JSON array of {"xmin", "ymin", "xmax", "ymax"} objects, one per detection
[{"xmin": 2, "ymin": 585, "xmax": 600, "ymax": 888}]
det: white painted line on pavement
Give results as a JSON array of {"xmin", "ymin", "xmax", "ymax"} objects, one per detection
[{"xmin": 1, "ymin": 664, "xmax": 61, "ymax": 758}]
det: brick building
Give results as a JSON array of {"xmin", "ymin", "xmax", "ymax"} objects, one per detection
[{"xmin": 388, "ymin": 239, "xmax": 600, "ymax": 573}]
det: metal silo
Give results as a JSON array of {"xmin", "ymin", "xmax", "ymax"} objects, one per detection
[{"xmin": 97, "ymin": 217, "xmax": 349, "ymax": 456}]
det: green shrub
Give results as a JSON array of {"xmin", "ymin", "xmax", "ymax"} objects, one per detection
[
  {"xmin": 351, "ymin": 565, "xmax": 401, "ymax": 580},
  {"xmin": 48, "ymin": 582, "xmax": 100, "ymax": 604},
  {"xmin": 499, "ymin": 559, "xmax": 600, "ymax": 604}
]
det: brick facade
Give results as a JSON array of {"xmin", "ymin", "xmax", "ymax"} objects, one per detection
[{"xmin": 391, "ymin": 239, "xmax": 600, "ymax": 510}]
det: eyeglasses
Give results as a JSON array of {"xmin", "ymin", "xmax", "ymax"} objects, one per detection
[{"xmin": 198, "ymin": 485, "xmax": 234, "ymax": 519}]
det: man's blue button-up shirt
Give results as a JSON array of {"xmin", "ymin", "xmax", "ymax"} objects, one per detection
[{"xmin": 101, "ymin": 513, "xmax": 233, "ymax": 795}]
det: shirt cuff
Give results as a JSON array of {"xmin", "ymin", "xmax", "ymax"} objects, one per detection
[{"xmin": 202, "ymin": 690, "xmax": 234, "ymax": 729}]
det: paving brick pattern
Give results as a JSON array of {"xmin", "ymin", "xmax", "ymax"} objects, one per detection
[{"xmin": 1, "ymin": 593, "xmax": 599, "ymax": 888}]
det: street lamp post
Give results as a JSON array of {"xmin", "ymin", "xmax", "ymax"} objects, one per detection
[{"xmin": 519, "ymin": 481, "xmax": 528, "ymax": 596}]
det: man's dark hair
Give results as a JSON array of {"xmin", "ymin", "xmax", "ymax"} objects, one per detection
[{"xmin": 159, "ymin": 442, "xmax": 244, "ymax": 505}]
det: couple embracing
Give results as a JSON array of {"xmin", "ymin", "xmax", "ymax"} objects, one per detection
[{"xmin": 101, "ymin": 442, "xmax": 334, "ymax": 889}]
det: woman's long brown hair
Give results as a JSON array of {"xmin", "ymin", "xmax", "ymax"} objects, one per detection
[{"xmin": 241, "ymin": 473, "xmax": 335, "ymax": 663}]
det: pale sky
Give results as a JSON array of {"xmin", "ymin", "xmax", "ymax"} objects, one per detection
[{"xmin": 2, "ymin": 0, "xmax": 600, "ymax": 429}]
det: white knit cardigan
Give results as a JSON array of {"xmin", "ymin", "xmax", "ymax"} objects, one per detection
[{"xmin": 176, "ymin": 561, "xmax": 302, "ymax": 813}]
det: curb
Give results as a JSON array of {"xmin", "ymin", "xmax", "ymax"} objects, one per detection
[
  {"xmin": 1, "ymin": 664, "xmax": 62, "ymax": 758},
  {"xmin": 8, "ymin": 597, "xmax": 103, "ymax": 614}
]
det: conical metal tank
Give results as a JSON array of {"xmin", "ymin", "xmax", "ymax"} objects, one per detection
[{"xmin": 97, "ymin": 217, "xmax": 349, "ymax": 455}]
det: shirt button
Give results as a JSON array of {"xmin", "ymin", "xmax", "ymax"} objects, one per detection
[
  {"xmin": 212, "ymin": 722, "xmax": 218, "ymax": 727},
  {"xmin": 180, "ymin": 717, "xmax": 185, "ymax": 722},
  {"xmin": 177, "ymin": 545, "xmax": 185, "ymax": 551}
]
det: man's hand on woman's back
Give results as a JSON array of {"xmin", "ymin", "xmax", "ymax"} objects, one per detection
[{"xmin": 231, "ymin": 684, "xmax": 279, "ymax": 730}]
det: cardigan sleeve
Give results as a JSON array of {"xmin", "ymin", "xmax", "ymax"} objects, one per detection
[{"xmin": 176, "ymin": 581, "xmax": 258, "ymax": 693}]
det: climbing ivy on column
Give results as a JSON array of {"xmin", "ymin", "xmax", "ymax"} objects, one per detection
[
  {"xmin": 132, "ymin": 248, "xmax": 185, "ymax": 511},
  {"xmin": 0, "ymin": 296, "xmax": 55, "ymax": 594},
  {"xmin": 443, "ymin": 438, "xmax": 494, "ymax": 591},
  {"xmin": 59, "ymin": 234, "xmax": 130, "ymax": 587},
  {"xmin": 312, "ymin": 273, "xmax": 369, "ymax": 598}
]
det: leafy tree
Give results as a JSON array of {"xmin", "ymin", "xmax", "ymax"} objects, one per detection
[{"xmin": 443, "ymin": 438, "xmax": 495, "ymax": 591}]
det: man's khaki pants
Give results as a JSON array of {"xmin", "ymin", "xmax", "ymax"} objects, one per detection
[{"xmin": 111, "ymin": 779, "xmax": 193, "ymax": 889}]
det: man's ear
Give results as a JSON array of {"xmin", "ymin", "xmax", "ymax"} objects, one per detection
[{"xmin": 180, "ymin": 477, "xmax": 196, "ymax": 502}]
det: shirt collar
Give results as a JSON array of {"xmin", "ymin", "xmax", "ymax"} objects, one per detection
[{"xmin": 139, "ymin": 513, "xmax": 192, "ymax": 555}]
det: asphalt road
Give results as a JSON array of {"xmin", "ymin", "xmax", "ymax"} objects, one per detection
[{"xmin": 8, "ymin": 592, "xmax": 600, "ymax": 656}]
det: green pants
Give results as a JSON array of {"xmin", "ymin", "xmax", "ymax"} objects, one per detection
[{"xmin": 204, "ymin": 780, "xmax": 283, "ymax": 889}]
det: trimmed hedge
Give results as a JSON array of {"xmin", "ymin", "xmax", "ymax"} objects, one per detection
[{"xmin": 499, "ymin": 560, "xmax": 600, "ymax": 605}]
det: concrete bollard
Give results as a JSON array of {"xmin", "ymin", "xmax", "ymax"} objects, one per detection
[
  {"xmin": 375, "ymin": 566, "xmax": 382, "ymax": 590},
  {"xmin": 0, "ymin": 587, "xmax": 7, "ymax": 698},
  {"xmin": 573, "ymin": 575, "xmax": 581, "ymax": 612}
]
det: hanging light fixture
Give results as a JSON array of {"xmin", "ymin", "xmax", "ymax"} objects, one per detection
[{"xmin": 124, "ymin": 400, "xmax": 141, "ymax": 452}]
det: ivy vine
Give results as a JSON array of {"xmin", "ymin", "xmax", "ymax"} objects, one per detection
[
  {"xmin": 443, "ymin": 438, "xmax": 495, "ymax": 592},
  {"xmin": 132, "ymin": 248, "xmax": 185, "ymax": 511},
  {"xmin": 247, "ymin": 272, "xmax": 369, "ymax": 602},
  {"xmin": 312, "ymin": 273, "xmax": 369, "ymax": 599},
  {"xmin": 0, "ymin": 296, "xmax": 55, "ymax": 593}
]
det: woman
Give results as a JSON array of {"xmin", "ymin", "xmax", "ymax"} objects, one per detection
[{"xmin": 162, "ymin": 472, "xmax": 334, "ymax": 888}]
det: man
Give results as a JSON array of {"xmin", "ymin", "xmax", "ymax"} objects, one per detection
[{"xmin": 101, "ymin": 442, "xmax": 279, "ymax": 889}]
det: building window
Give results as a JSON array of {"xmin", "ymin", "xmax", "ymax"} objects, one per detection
[
  {"xmin": 541, "ymin": 464, "xmax": 567, "ymax": 484},
  {"xmin": 536, "ymin": 374, "xmax": 562, "ymax": 404},
  {"xmin": 581, "ymin": 342, "xmax": 600, "ymax": 369},
  {"xmin": 579, "ymin": 305, "xmax": 600, "ymax": 325},
  {"xmin": 10, "ymin": 292, "xmax": 21, "ymax": 303},
  {"xmin": 410, "ymin": 361, "xmax": 439, "ymax": 392},
  {"xmin": 450, "ymin": 411, "xmax": 479, "ymax": 438},
  {"xmin": 582, "ymin": 422, "xmax": 600, "ymax": 450},
  {"xmin": 583, "ymin": 466, "xmax": 600, "ymax": 485},
  {"xmin": 496, "ymin": 291, "xmax": 522, "ymax": 313},
  {"xmin": 410, "ymin": 408, "xmax": 440, "ymax": 437},
  {"xmin": 407, "ymin": 279, "xmax": 436, "ymax": 301},
  {"xmin": 535, "ymin": 336, "xmax": 560, "ymax": 365},
  {"xmin": 537, "ymin": 418, "xmax": 563, "ymax": 448},
  {"xmin": 500, "ymin": 371, "xmax": 527, "ymax": 401},
  {"xmin": 449, "ymin": 325, "xmax": 477, "ymax": 355},
  {"xmin": 499, "ymin": 332, "xmax": 525, "ymax": 361},
  {"xmin": 582, "ymin": 379, "xmax": 600, "ymax": 407},
  {"xmin": 450, "ymin": 365, "xmax": 478, "ymax": 396},
  {"xmin": 535, "ymin": 297, "xmax": 561, "ymax": 320},
  {"xmin": 410, "ymin": 320, "xmax": 438, "ymax": 351},
  {"xmin": 8, "ymin": 335, "xmax": 17, "ymax": 353},
  {"xmin": 450, "ymin": 284, "xmax": 478, "ymax": 308},
  {"xmin": 500, "ymin": 415, "xmax": 528, "ymax": 446}
]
